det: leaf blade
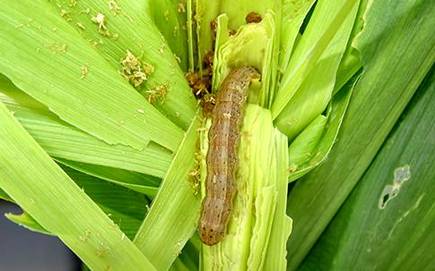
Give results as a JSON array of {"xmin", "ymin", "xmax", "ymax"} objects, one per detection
[
  {"xmin": 0, "ymin": 0, "xmax": 182, "ymax": 151},
  {"xmin": 301, "ymin": 68, "xmax": 435, "ymax": 271},
  {"xmin": 285, "ymin": 0, "xmax": 435, "ymax": 268},
  {"xmin": 0, "ymin": 101, "xmax": 155, "ymax": 271}
]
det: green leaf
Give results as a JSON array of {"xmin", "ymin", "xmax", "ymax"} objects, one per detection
[
  {"xmin": 0, "ymin": 76, "xmax": 172, "ymax": 178},
  {"xmin": 300, "ymin": 68, "xmax": 435, "ymax": 271},
  {"xmin": 196, "ymin": 0, "xmax": 280, "ymax": 72},
  {"xmin": 0, "ymin": 0, "xmax": 183, "ymax": 151},
  {"xmin": 333, "ymin": 0, "xmax": 367, "ymax": 94},
  {"xmin": 213, "ymin": 12, "xmax": 277, "ymax": 107},
  {"xmin": 134, "ymin": 113, "xmax": 202, "ymax": 271},
  {"xmin": 0, "ymin": 102, "xmax": 155, "ymax": 271},
  {"xmin": 279, "ymin": 0, "xmax": 316, "ymax": 74},
  {"xmin": 5, "ymin": 165, "xmax": 150, "ymax": 240},
  {"xmin": 149, "ymin": 0, "xmax": 189, "ymax": 71},
  {"xmin": 5, "ymin": 212, "xmax": 51, "ymax": 235},
  {"xmin": 288, "ymin": 115, "xmax": 327, "ymax": 170},
  {"xmin": 48, "ymin": 0, "xmax": 196, "ymax": 128},
  {"xmin": 271, "ymin": 0, "xmax": 359, "ymax": 118},
  {"xmin": 57, "ymin": 159, "xmax": 160, "ymax": 197},
  {"xmin": 186, "ymin": 0, "xmax": 195, "ymax": 71},
  {"xmin": 63, "ymin": 166, "xmax": 150, "ymax": 239},
  {"xmin": 171, "ymin": 245, "xmax": 199, "ymax": 271},
  {"xmin": 0, "ymin": 188, "xmax": 11, "ymax": 201},
  {"xmin": 287, "ymin": 75, "xmax": 356, "ymax": 182},
  {"xmin": 274, "ymin": 0, "xmax": 358, "ymax": 139},
  {"xmin": 285, "ymin": 0, "xmax": 435, "ymax": 268}
]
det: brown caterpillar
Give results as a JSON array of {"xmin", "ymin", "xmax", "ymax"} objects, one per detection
[{"xmin": 199, "ymin": 66, "xmax": 260, "ymax": 246}]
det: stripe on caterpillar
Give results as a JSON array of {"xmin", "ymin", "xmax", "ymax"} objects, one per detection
[{"xmin": 199, "ymin": 66, "xmax": 260, "ymax": 246}]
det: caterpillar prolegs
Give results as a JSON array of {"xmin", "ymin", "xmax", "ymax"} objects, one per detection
[{"xmin": 199, "ymin": 66, "xmax": 260, "ymax": 246}]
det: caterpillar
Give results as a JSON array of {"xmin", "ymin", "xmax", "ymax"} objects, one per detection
[{"xmin": 199, "ymin": 66, "xmax": 260, "ymax": 246}]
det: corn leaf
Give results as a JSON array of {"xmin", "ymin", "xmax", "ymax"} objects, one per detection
[
  {"xmin": 5, "ymin": 212, "xmax": 51, "ymax": 235},
  {"xmin": 0, "ymin": 0, "xmax": 183, "ymax": 151},
  {"xmin": 288, "ymin": 115, "xmax": 327, "ymax": 170},
  {"xmin": 279, "ymin": 0, "xmax": 316, "ymax": 75},
  {"xmin": 271, "ymin": 0, "xmax": 359, "ymax": 118},
  {"xmin": 63, "ymin": 166, "xmax": 150, "ymax": 239},
  {"xmin": 275, "ymin": 0, "xmax": 358, "ymax": 139},
  {"xmin": 333, "ymin": 0, "xmax": 367, "ymax": 94},
  {"xmin": 171, "ymin": 239, "xmax": 199, "ymax": 271},
  {"xmin": 300, "ymin": 68, "xmax": 435, "ymax": 271},
  {"xmin": 196, "ymin": 0, "xmax": 280, "ymax": 71},
  {"xmin": 0, "ymin": 102, "xmax": 155, "ymax": 271},
  {"xmin": 186, "ymin": 0, "xmax": 195, "ymax": 71},
  {"xmin": 286, "ymin": 0, "xmax": 435, "ymax": 268},
  {"xmin": 149, "ymin": 0, "xmax": 189, "ymax": 71},
  {"xmin": 48, "ymin": 0, "xmax": 196, "ymax": 128},
  {"xmin": 0, "ymin": 188, "xmax": 11, "ymax": 201},
  {"xmin": 4, "ymin": 165, "xmax": 150, "ymax": 239},
  {"xmin": 287, "ymin": 75, "xmax": 356, "ymax": 182},
  {"xmin": 134, "ymin": 113, "xmax": 202, "ymax": 270},
  {"xmin": 0, "ymin": 75, "xmax": 172, "ymax": 179},
  {"xmin": 213, "ymin": 12, "xmax": 277, "ymax": 107},
  {"xmin": 56, "ymin": 159, "xmax": 160, "ymax": 196},
  {"xmin": 263, "ymin": 139, "xmax": 293, "ymax": 271}
]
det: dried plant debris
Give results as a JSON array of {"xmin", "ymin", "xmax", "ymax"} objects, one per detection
[
  {"xmin": 76, "ymin": 22, "xmax": 86, "ymax": 30},
  {"xmin": 186, "ymin": 71, "xmax": 210, "ymax": 99},
  {"xmin": 91, "ymin": 12, "xmax": 108, "ymax": 34},
  {"xmin": 177, "ymin": 0, "xmax": 186, "ymax": 13},
  {"xmin": 108, "ymin": 0, "xmax": 121, "ymax": 15},
  {"xmin": 60, "ymin": 9, "xmax": 72, "ymax": 21},
  {"xmin": 46, "ymin": 42, "xmax": 68, "ymax": 54},
  {"xmin": 187, "ymin": 50, "xmax": 214, "ymax": 100},
  {"xmin": 245, "ymin": 11, "xmax": 262, "ymax": 23},
  {"xmin": 121, "ymin": 50, "xmax": 154, "ymax": 88},
  {"xmin": 145, "ymin": 83, "xmax": 169, "ymax": 104},
  {"xmin": 210, "ymin": 19, "xmax": 218, "ymax": 44},
  {"xmin": 80, "ymin": 64, "xmax": 89, "ymax": 79},
  {"xmin": 203, "ymin": 50, "xmax": 214, "ymax": 69},
  {"xmin": 200, "ymin": 94, "xmax": 216, "ymax": 117}
]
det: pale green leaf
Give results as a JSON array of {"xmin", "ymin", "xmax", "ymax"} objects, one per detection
[
  {"xmin": 0, "ymin": 0, "xmax": 183, "ymax": 151},
  {"xmin": 5, "ymin": 165, "xmax": 151, "ymax": 239},
  {"xmin": 63, "ymin": 166, "xmax": 150, "ymax": 239},
  {"xmin": 186, "ymin": 0, "xmax": 195, "ymax": 71},
  {"xmin": 5, "ymin": 212, "xmax": 51, "ymax": 235},
  {"xmin": 0, "ymin": 101, "xmax": 155, "ymax": 271},
  {"xmin": 149, "ymin": 0, "xmax": 189, "ymax": 71},
  {"xmin": 57, "ymin": 159, "xmax": 160, "ymax": 196},
  {"xmin": 288, "ymin": 115, "xmax": 327, "ymax": 170},
  {"xmin": 333, "ymin": 0, "xmax": 367, "ymax": 94},
  {"xmin": 134, "ymin": 113, "xmax": 202, "ymax": 271},
  {"xmin": 274, "ymin": 0, "xmax": 358, "ymax": 139},
  {"xmin": 279, "ymin": 0, "xmax": 316, "ymax": 74},
  {"xmin": 271, "ymin": 0, "xmax": 359, "ymax": 118},
  {"xmin": 196, "ymin": 0, "xmax": 280, "ymax": 73},
  {"xmin": 213, "ymin": 12, "xmax": 277, "ymax": 107},
  {"xmin": 287, "ymin": 75, "xmax": 356, "ymax": 182},
  {"xmin": 0, "ymin": 75, "xmax": 172, "ymax": 178},
  {"xmin": 48, "ymin": 0, "xmax": 196, "ymax": 128},
  {"xmin": 0, "ymin": 188, "xmax": 11, "ymax": 201}
]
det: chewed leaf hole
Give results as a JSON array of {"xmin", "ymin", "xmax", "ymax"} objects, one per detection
[
  {"xmin": 378, "ymin": 165, "xmax": 411, "ymax": 209},
  {"xmin": 378, "ymin": 185, "xmax": 396, "ymax": 209},
  {"xmin": 394, "ymin": 164, "xmax": 411, "ymax": 183}
]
